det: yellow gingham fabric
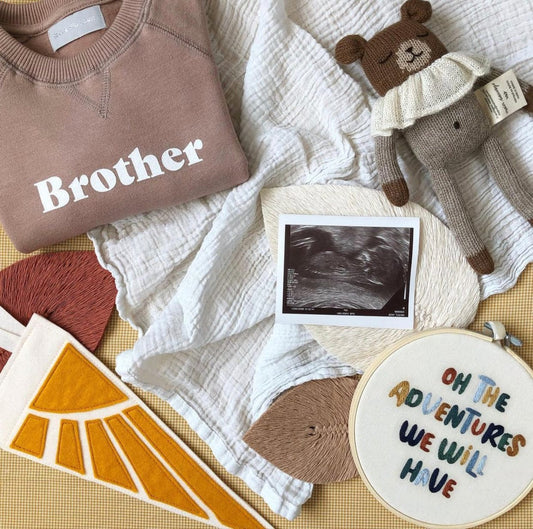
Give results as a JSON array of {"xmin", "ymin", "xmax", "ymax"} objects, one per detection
[{"xmin": 0, "ymin": 1, "xmax": 531, "ymax": 526}]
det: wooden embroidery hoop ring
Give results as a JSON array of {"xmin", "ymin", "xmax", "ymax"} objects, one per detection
[{"xmin": 348, "ymin": 327, "xmax": 533, "ymax": 529}]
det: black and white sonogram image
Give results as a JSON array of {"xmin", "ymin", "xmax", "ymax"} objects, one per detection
[{"xmin": 282, "ymin": 224, "xmax": 414, "ymax": 318}]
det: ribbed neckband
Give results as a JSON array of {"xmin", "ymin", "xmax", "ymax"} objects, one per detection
[{"xmin": 0, "ymin": 0, "xmax": 149, "ymax": 83}]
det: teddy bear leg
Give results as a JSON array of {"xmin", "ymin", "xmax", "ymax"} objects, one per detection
[
  {"xmin": 431, "ymin": 166, "xmax": 494, "ymax": 275},
  {"xmin": 481, "ymin": 134, "xmax": 533, "ymax": 226}
]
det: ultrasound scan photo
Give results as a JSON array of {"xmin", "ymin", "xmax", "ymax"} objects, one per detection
[{"xmin": 281, "ymin": 223, "xmax": 415, "ymax": 320}]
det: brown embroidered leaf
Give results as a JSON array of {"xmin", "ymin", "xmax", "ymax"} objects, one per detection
[
  {"xmin": 0, "ymin": 251, "xmax": 116, "ymax": 370},
  {"xmin": 244, "ymin": 376, "xmax": 359, "ymax": 484}
]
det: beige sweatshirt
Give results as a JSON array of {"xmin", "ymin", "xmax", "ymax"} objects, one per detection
[{"xmin": 0, "ymin": 0, "xmax": 249, "ymax": 252}]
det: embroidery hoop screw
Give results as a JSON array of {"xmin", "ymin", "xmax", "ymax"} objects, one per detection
[{"xmin": 483, "ymin": 321, "xmax": 523, "ymax": 348}]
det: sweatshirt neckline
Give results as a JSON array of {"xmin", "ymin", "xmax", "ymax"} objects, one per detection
[{"xmin": 0, "ymin": 0, "xmax": 148, "ymax": 83}]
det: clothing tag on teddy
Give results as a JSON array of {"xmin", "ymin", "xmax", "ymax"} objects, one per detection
[
  {"xmin": 48, "ymin": 6, "xmax": 106, "ymax": 52},
  {"xmin": 475, "ymin": 70, "xmax": 527, "ymax": 125}
]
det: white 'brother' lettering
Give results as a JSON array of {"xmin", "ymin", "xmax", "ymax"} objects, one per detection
[{"xmin": 34, "ymin": 139, "xmax": 204, "ymax": 213}]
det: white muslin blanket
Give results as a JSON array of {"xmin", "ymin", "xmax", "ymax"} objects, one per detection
[{"xmin": 90, "ymin": 0, "xmax": 533, "ymax": 519}]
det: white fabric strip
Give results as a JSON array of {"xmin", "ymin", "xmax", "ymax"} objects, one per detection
[
  {"xmin": 0, "ymin": 328, "xmax": 21, "ymax": 353},
  {"xmin": 0, "ymin": 306, "xmax": 25, "ymax": 340},
  {"xmin": 0, "ymin": 306, "xmax": 25, "ymax": 352}
]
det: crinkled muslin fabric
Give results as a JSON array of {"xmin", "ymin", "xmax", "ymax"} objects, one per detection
[{"xmin": 90, "ymin": 0, "xmax": 533, "ymax": 518}]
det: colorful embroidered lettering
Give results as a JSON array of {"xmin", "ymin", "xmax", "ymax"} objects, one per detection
[{"xmin": 399, "ymin": 458, "xmax": 457, "ymax": 498}]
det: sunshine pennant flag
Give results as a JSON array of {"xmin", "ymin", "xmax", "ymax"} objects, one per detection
[{"xmin": 0, "ymin": 308, "xmax": 272, "ymax": 529}]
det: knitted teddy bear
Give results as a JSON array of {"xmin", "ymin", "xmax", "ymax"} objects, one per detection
[{"xmin": 335, "ymin": 0, "xmax": 533, "ymax": 274}]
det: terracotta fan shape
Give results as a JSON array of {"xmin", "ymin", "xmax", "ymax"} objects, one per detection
[{"xmin": 0, "ymin": 251, "xmax": 116, "ymax": 370}]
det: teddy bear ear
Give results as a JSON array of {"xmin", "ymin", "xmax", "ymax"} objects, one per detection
[
  {"xmin": 335, "ymin": 35, "xmax": 367, "ymax": 64},
  {"xmin": 400, "ymin": 0, "xmax": 432, "ymax": 23}
]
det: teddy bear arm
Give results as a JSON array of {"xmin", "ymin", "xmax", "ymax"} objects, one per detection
[{"xmin": 375, "ymin": 134, "xmax": 409, "ymax": 207}]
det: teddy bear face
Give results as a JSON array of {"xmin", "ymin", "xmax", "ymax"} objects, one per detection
[
  {"xmin": 335, "ymin": 0, "xmax": 448, "ymax": 96},
  {"xmin": 361, "ymin": 20, "xmax": 447, "ymax": 95}
]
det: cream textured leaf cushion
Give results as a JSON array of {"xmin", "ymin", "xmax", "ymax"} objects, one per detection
[{"xmin": 261, "ymin": 185, "xmax": 480, "ymax": 371}]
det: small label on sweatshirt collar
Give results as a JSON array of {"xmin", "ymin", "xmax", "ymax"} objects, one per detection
[
  {"xmin": 48, "ymin": 6, "xmax": 107, "ymax": 52},
  {"xmin": 475, "ymin": 70, "xmax": 527, "ymax": 125}
]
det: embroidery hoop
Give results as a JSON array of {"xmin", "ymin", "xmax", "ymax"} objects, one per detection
[{"xmin": 348, "ymin": 327, "xmax": 533, "ymax": 529}]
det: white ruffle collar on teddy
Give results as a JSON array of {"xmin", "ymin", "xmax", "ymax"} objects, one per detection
[{"xmin": 371, "ymin": 52, "xmax": 490, "ymax": 136}]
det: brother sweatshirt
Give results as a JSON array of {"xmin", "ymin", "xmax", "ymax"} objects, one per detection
[{"xmin": 0, "ymin": 0, "xmax": 249, "ymax": 252}]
